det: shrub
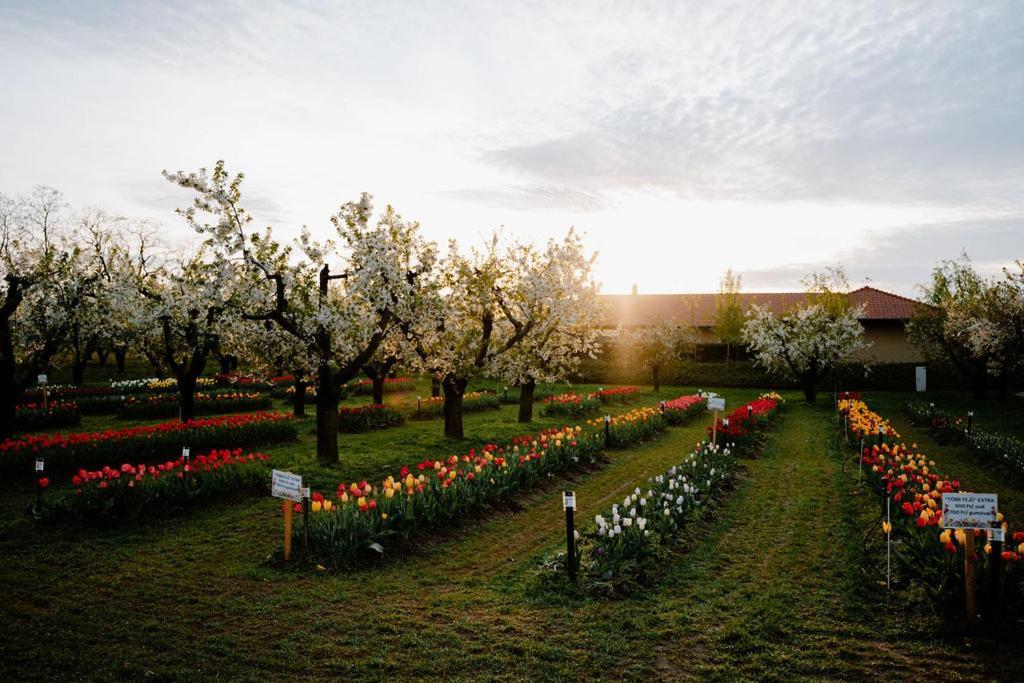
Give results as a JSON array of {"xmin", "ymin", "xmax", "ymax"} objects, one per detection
[
  {"xmin": 0, "ymin": 412, "xmax": 297, "ymax": 475},
  {"xmin": 338, "ymin": 404, "xmax": 405, "ymax": 433},
  {"xmin": 36, "ymin": 449, "xmax": 271, "ymax": 523}
]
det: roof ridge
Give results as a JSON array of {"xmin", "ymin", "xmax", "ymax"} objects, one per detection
[{"xmin": 850, "ymin": 285, "xmax": 922, "ymax": 305}]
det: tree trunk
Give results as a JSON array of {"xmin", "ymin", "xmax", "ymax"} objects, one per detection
[
  {"xmin": 803, "ymin": 378, "xmax": 817, "ymax": 403},
  {"xmin": 178, "ymin": 374, "xmax": 198, "ymax": 422},
  {"xmin": 725, "ymin": 343, "xmax": 731, "ymax": 367},
  {"xmin": 518, "ymin": 380, "xmax": 536, "ymax": 423},
  {"xmin": 431, "ymin": 377, "xmax": 441, "ymax": 398},
  {"xmin": 0, "ymin": 382, "xmax": 16, "ymax": 440},
  {"xmin": 292, "ymin": 377, "xmax": 307, "ymax": 417},
  {"xmin": 315, "ymin": 364, "xmax": 339, "ymax": 464},
  {"xmin": 97, "ymin": 349, "xmax": 109, "ymax": 367},
  {"xmin": 442, "ymin": 379, "xmax": 465, "ymax": 439},
  {"xmin": 114, "ymin": 348, "xmax": 127, "ymax": 373},
  {"xmin": 997, "ymin": 370, "xmax": 1009, "ymax": 403},
  {"xmin": 71, "ymin": 357, "xmax": 88, "ymax": 386},
  {"xmin": 372, "ymin": 375, "xmax": 385, "ymax": 405},
  {"xmin": 652, "ymin": 365, "xmax": 661, "ymax": 392},
  {"xmin": 219, "ymin": 355, "xmax": 232, "ymax": 374},
  {"xmin": 971, "ymin": 368, "xmax": 989, "ymax": 400}
]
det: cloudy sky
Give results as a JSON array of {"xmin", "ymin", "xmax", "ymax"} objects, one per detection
[{"xmin": 1, "ymin": 1, "xmax": 1021, "ymax": 296}]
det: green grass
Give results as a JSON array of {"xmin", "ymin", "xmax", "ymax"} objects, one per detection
[{"xmin": 2, "ymin": 387, "xmax": 1022, "ymax": 680}]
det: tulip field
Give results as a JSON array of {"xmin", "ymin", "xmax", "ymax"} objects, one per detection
[{"xmin": 1, "ymin": 381, "xmax": 1024, "ymax": 679}]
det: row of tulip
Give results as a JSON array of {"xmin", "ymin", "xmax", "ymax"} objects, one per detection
[
  {"xmin": 539, "ymin": 394, "xmax": 784, "ymax": 594},
  {"xmin": 14, "ymin": 401, "xmax": 82, "ymax": 432},
  {"xmin": 0, "ymin": 411, "xmax": 297, "ymax": 475},
  {"xmin": 291, "ymin": 396, "xmax": 693, "ymax": 566},
  {"xmin": 839, "ymin": 398, "xmax": 1024, "ymax": 619},
  {"xmin": 297, "ymin": 426, "xmax": 603, "ymax": 564},
  {"xmin": 34, "ymin": 449, "xmax": 272, "ymax": 523},
  {"xmin": 542, "ymin": 392, "xmax": 601, "ymax": 417},
  {"xmin": 904, "ymin": 401, "xmax": 1024, "ymax": 479},
  {"xmin": 337, "ymin": 404, "xmax": 405, "ymax": 433},
  {"xmin": 660, "ymin": 394, "xmax": 708, "ymax": 425},
  {"xmin": 707, "ymin": 392, "xmax": 786, "ymax": 455},
  {"xmin": 588, "ymin": 386, "xmax": 640, "ymax": 403},
  {"xmin": 120, "ymin": 391, "xmax": 273, "ymax": 419},
  {"xmin": 587, "ymin": 406, "xmax": 668, "ymax": 448}
]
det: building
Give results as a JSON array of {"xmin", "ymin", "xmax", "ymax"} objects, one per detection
[{"xmin": 599, "ymin": 286, "xmax": 923, "ymax": 363}]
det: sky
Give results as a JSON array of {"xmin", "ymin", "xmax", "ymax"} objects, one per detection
[{"xmin": 1, "ymin": 0, "xmax": 1022, "ymax": 297}]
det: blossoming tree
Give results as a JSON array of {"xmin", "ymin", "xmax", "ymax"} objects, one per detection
[
  {"xmin": 488, "ymin": 229, "xmax": 604, "ymax": 422},
  {"xmin": 743, "ymin": 269, "xmax": 868, "ymax": 402},
  {"xmin": 165, "ymin": 161, "xmax": 436, "ymax": 463},
  {"xmin": 0, "ymin": 188, "xmax": 96, "ymax": 437},
  {"xmin": 631, "ymin": 319, "xmax": 684, "ymax": 391}
]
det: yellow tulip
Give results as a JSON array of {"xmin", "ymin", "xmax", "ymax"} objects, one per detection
[
  {"xmin": 939, "ymin": 530, "xmax": 951, "ymax": 544},
  {"xmin": 312, "ymin": 500, "xmax": 322, "ymax": 512},
  {"xmin": 324, "ymin": 500, "xmax": 333, "ymax": 511},
  {"xmin": 882, "ymin": 521, "xmax": 892, "ymax": 534},
  {"xmin": 955, "ymin": 529, "xmax": 967, "ymax": 545},
  {"xmin": 381, "ymin": 513, "xmax": 389, "ymax": 520}
]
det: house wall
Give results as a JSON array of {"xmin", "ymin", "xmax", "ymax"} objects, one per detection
[{"xmin": 857, "ymin": 320, "xmax": 921, "ymax": 363}]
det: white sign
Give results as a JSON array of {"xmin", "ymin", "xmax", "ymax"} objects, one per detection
[
  {"xmin": 942, "ymin": 492, "xmax": 998, "ymax": 530},
  {"xmin": 182, "ymin": 447, "xmax": 190, "ymax": 459},
  {"xmin": 707, "ymin": 397, "xmax": 726, "ymax": 411},
  {"xmin": 562, "ymin": 491, "xmax": 576, "ymax": 510},
  {"xmin": 37, "ymin": 374, "xmax": 47, "ymax": 384},
  {"xmin": 35, "ymin": 459, "xmax": 44, "ymax": 472},
  {"xmin": 915, "ymin": 366, "xmax": 927, "ymax": 392},
  {"xmin": 271, "ymin": 469, "xmax": 303, "ymax": 502},
  {"xmin": 722, "ymin": 418, "xmax": 730, "ymax": 427},
  {"xmin": 992, "ymin": 528, "xmax": 1005, "ymax": 543}
]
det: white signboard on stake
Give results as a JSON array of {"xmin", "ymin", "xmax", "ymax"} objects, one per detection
[
  {"xmin": 562, "ymin": 491, "xmax": 576, "ymax": 510},
  {"xmin": 915, "ymin": 366, "xmax": 927, "ymax": 392},
  {"xmin": 37, "ymin": 374, "xmax": 47, "ymax": 384},
  {"xmin": 707, "ymin": 397, "xmax": 726, "ymax": 411},
  {"xmin": 942, "ymin": 492, "xmax": 998, "ymax": 530},
  {"xmin": 271, "ymin": 469, "xmax": 303, "ymax": 502}
]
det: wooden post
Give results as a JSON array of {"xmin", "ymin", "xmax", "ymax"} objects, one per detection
[
  {"xmin": 964, "ymin": 529, "xmax": 977, "ymax": 621},
  {"xmin": 283, "ymin": 502, "xmax": 293, "ymax": 561},
  {"xmin": 989, "ymin": 526, "xmax": 1002, "ymax": 622},
  {"xmin": 712, "ymin": 410, "xmax": 719, "ymax": 447}
]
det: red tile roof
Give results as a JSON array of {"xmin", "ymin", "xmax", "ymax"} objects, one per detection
[{"xmin": 599, "ymin": 286, "xmax": 922, "ymax": 327}]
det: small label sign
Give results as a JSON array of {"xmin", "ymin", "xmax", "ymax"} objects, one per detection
[
  {"xmin": 992, "ymin": 528, "xmax": 1005, "ymax": 543},
  {"xmin": 37, "ymin": 374, "xmax": 47, "ymax": 384},
  {"xmin": 35, "ymin": 459, "xmax": 44, "ymax": 472},
  {"xmin": 272, "ymin": 469, "xmax": 303, "ymax": 502},
  {"xmin": 942, "ymin": 492, "xmax": 998, "ymax": 530},
  {"xmin": 182, "ymin": 447, "xmax": 190, "ymax": 459},
  {"xmin": 707, "ymin": 397, "xmax": 725, "ymax": 411},
  {"xmin": 562, "ymin": 491, "xmax": 576, "ymax": 510}
]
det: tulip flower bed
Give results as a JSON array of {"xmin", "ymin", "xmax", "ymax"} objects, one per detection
[
  {"xmin": 338, "ymin": 404, "xmax": 405, "ymax": 433},
  {"xmin": 120, "ymin": 391, "xmax": 273, "ymax": 419},
  {"xmin": 905, "ymin": 401, "xmax": 1024, "ymax": 478},
  {"xmin": 587, "ymin": 386, "xmax": 640, "ymax": 403},
  {"xmin": 35, "ymin": 449, "xmax": 271, "ymax": 523},
  {"xmin": 296, "ymin": 425, "xmax": 603, "ymax": 565},
  {"xmin": 538, "ymin": 441, "xmax": 738, "ymax": 595},
  {"xmin": 837, "ymin": 396, "xmax": 900, "ymax": 444},
  {"xmin": 14, "ymin": 401, "xmax": 82, "ymax": 432},
  {"xmin": 0, "ymin": 412, "xmax": 297, "ymax": 475},
  {"xmin": 412, "ymin": 391, "xmax": 500, "ymax": 419},
  {"xmin": 842, "ymin": 398, "xmax": 1024, "ymax": 619},
  {"xmin": 660, "ymin": 394, "xmax": 707, "ymax": 426},
  {"xmin": 214, "ymin": 373, "xmax": 274, "ymax": 391},
  {"xmin": 707, "ymin": 394, "xmax": 785, "ymax": 456},
  {"xmin": 588, "ymin": 406, "xmax": 667, "ymax": 448},
  {"xmin": 542, "ymin": 392, "xmax": 601, "ymax": 418},
  {"xmin": 350, "ymin": 377, "xmax": 415, "ymax": 395}
]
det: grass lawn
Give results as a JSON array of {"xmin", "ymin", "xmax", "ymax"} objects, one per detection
[{"xmin": 1, "ymin": 386, "xmax": 1022, "ymax": 680}]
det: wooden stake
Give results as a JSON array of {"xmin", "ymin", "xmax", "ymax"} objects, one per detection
[
  {"xmin": 283, "ymin": 502, "xmax": 293, "ymax": 561},
  {"xmin": 964, "ymin": 529, "xmax": 977, "ymax": 621},
  {"xmin": 712, "ymin": 409, "xmax": 719, "ymax": 447}
]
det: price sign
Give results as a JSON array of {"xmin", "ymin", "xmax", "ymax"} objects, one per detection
[
  {"xmin": 562, "ymin": 491, "xmax": 576, "ymax": 510},
  {"xmin": 942, "ymin": 492, "xmax": 998, "ymax": 530},
  {"xmin": 272, "ymin": 469, "xmax": 303, "ymax": 502},
  {"xmin": 35, "ymin": 459, "xmax": 45, "ymax": 472},
  {"xmin": 707, "ymin": 397, "xmax": 725, "ymax": 411}
]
